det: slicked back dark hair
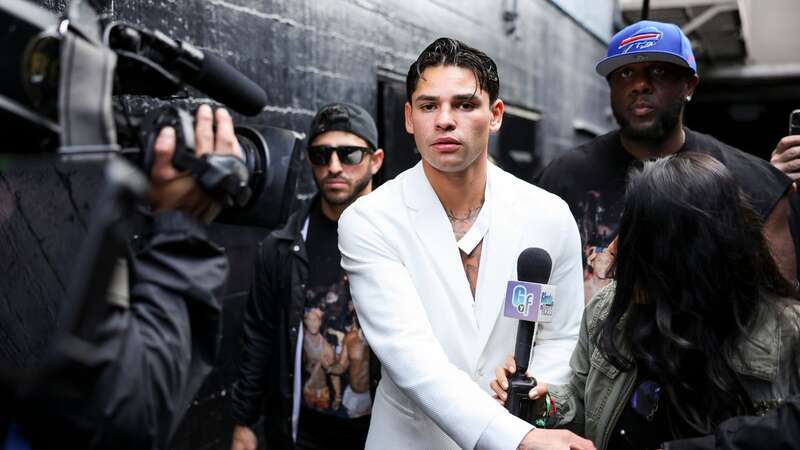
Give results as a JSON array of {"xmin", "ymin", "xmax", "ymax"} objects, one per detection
[{"xmin": 406, "ymin": 37, "xmax": 500, "ymax": 103}]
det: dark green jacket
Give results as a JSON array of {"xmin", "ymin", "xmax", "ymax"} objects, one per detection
[{"xmin": 549, "ymin": 282, "xmax": 800, "ymax": 450}]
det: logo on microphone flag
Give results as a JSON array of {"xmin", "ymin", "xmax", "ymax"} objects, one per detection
[{"xmin": 503, "ymin": 280, "xmax": 556, "ymax": 322}]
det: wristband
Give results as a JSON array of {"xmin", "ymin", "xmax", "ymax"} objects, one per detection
[{"xmin": 532, "ymin": 393, "xmax": 556, "ymax": 427}]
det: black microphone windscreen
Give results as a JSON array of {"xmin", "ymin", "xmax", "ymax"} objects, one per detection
[
  {"xmin": 513, "ymin": 247, "xmax": 552, "ymax": 372},
  {"xmin": 196, "ymin": 52, "xmax": 267, "ymax": 116},
  {"xmin": 517, "ymin": 247, "xmax": 552, "ymax": 284}
]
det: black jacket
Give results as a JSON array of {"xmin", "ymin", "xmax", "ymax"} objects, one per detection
[
  {"xmin": 230, "ymin": 199, "xmax": 379, "ymax": 449},
  {"xmin": 664, "ymin": 394, "xmax": 800, "ymax": 450},
  {"xmin": 13, "ymin": 211, "xmax": 228, "ymax": 450}
]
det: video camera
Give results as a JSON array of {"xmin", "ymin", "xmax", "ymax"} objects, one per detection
[{"xmin": 1, "ymin": 0, "xmax": 302, "ymax": 228}]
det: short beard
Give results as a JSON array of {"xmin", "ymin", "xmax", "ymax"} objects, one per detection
[
  {"xmin": 614, "ymin": 97, "xmax": 684, "ymax": 144},
  {"xmin": 318, "ymin": 169, "xmax": 373, "ymax": 207}
]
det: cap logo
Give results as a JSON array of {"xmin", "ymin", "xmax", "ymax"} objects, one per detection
[{"xmin": 618, "ymin": 26, "xmax": 662, "ymax": 53}]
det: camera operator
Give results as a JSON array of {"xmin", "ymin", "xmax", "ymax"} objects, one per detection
[{"xmin": 4, "ymin": 104, "xmax": 242, "ymax": 450}]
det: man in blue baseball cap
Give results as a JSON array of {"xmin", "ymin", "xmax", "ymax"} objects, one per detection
[
  {"xmin": 537, "ymin": 20, "xmax": 796, "ymax": 303},
  {"xmin": 595, "ymin": 20, "xmax": 697, "ymax": 78}
]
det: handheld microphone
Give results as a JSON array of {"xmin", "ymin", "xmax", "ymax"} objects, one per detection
[{"xmin": 503, "ymin": 247, "xmax": 554, "ymax": 421}]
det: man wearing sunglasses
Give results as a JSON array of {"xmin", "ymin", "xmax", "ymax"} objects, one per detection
[{"xmin": 230, "ymin": 103, "xmax": 384, "ymax": 450}]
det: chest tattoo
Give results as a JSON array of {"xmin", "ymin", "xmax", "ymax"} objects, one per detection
[
  {"xmin": 447, "ymin": 197, "xmax": 486, "ymax": 298},
  {"xmin": 460, "ymin": 240, "xmax": 483, "ymax": 298}
]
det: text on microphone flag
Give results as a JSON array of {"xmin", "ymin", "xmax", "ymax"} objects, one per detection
[{"xmin": 503, "ymin": 281, "xmax": 556, "ymax": 322}]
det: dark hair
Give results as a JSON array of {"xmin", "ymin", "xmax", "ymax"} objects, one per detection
[
  {"xmin": 406, "ymin": 37, "xmax": 500, "ymax": 103},
  {"xmin": 596, "ymin": 152, "xmax": 798, "ymax": 434}
]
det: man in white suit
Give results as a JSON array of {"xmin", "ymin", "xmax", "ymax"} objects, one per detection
[{"xmin": 338, "ymin": 38, "xmax": 594, "ymax": 450}]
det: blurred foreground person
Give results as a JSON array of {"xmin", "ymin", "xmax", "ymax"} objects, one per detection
[
  {"xmin": 493, "ymin": 153, "xmax": 800, "ymax": 450},
  {"xmin": 2, "ymin": 105, "xmax": 241, "ymax": 450}
]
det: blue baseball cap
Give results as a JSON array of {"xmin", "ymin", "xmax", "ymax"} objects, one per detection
[{"xmin": 596, "ymin": 20, "xmax": 697, "ymax": 77}]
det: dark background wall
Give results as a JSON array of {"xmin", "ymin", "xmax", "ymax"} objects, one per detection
[
  {"xmin": 686, "ymin": 79, "xmax": 800, "ymax": 162},
  {"xmin": 3, "ymin": 1, "xmax": 615, "ymax": 449}
]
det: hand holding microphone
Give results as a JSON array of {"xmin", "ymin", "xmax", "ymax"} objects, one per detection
[
  {"xmin": 497, "ymin": 247, "xmax": 555, "ymax": 422},
  {"xmin": 494, "ymin": 248, "xmax": 597, "ymax": 450},
  {"xmin": 490, "ymin": 354, "xmax": 548, "ymax": 411}
]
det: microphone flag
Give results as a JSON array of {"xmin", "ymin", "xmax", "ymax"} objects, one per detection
[{"xmin": 503, "ymin": 280, "xmax": 556, "ymax": 323}]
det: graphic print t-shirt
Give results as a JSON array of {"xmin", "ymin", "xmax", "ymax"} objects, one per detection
[
  {"xmin": 537, "ymin": 128, "xmax": 790, "ymax": 302},
  {"xmin": 302, "ymin": 203, "xmax": 372, "ymax": 419}
]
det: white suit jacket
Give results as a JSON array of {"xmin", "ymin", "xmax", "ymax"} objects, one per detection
[{"xmin": 338, "ymin": 162, "xmax": 583, "ymax": 450}]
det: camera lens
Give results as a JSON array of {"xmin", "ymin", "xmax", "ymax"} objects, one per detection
[
  {"xmin": 214, "ymin": 125, "xmax": 303, "ymax": 229},
  {"xmin": 233, "ymin": 126, "xmax": 269, "ymax": 205}
]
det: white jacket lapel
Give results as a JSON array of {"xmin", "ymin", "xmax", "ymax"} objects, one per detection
[
  {"xmin": 473, "ymin": 165, "xmax": 523, "ymax": 350},
  {"xmin": 402, "ymin": 163, "xmax": 478, "ymax": 329}
]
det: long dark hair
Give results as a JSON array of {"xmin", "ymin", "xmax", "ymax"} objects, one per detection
[{"xmin": 596, "ymin": 152, "xmax": 797, "ymax": 434}]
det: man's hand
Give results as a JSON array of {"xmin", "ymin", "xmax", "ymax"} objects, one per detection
[
  {"xmin": 490, "ymin": 354, "xmax": 516, "ymax": 405},
  {"xmin": 230, "ymin": 424, "xmax": 257, "ymax": 450},
  {"xmin": 150, "ymin": 104, "xmax": 243, "ymax": 222},
  {"xmin": 770, "ymin": 135, "xmax": 800, "ymax": 181},
  {"xmin": 518, "ymin": 428, "xmax": 596, "ymax": 450}
]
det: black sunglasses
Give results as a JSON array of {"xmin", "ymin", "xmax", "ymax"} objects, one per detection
[{"xmin": 307, "ymin": 145, "xmax": 373, "ymax": 166}]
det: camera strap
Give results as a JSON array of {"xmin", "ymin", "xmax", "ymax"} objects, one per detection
[{"xmin": 58, "ymin": 32, "xmax": 119, "ymax": 153}]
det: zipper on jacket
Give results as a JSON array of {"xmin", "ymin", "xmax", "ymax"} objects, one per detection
[{"xmin": 601, "ymin": 367, "xmax": 637, "ymax": 450}]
